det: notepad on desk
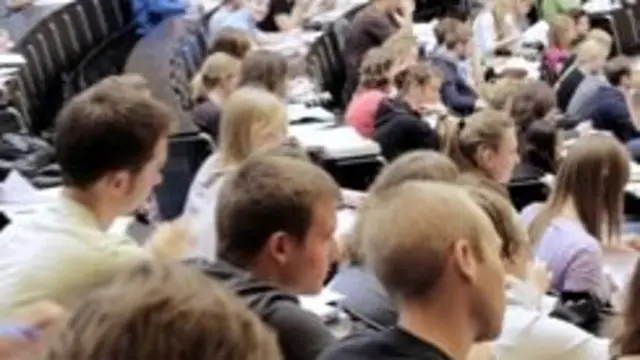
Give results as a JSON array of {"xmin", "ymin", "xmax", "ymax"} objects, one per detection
[
  {"xmin": 0, "ymin": 53, "xmax": 26, "ymax": 68},
  {"xmin": 291, "ymin": 126, "xmax": 381, "ymax": 159}
]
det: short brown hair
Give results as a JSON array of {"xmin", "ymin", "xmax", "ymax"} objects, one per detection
[
  {"xmin": 209, "ymin": 27, "xmax": 253, "ymax": 59},
  {"xmin": 41, "ymin": 262, "xmax": 282, "ymax": 360},
  {"xmin": 239, "ymin": 50, "xmax": 289, "ymax": 98},
  {"xmin": 604, "ymin": 56, "xmax": 632, "ymax": 87},
  {"xmin": 191, "ymin": 52, "xmax": 241, "ymax": 101},
  {"xmin": 55, "ymin": 81, "xmax": 174, "ymax": 188},
  {"xmin": 99, "ymin": 74, "xmax": 149, "ymax": 93},
  {"xmin": 358, "ymin": 47, "xmax": 394, "ymax": 90},
  {"xmin": 443, "ymin": 20, "xmax": 471, "ymax": 50},
  {"xmin": 434, "ymin": 17, "xmax": 459, "ymax": 45},
  {"xmin": 217, "ymin": 154, "xmax": 340, "ymax": 265},
  {"xmin": 510, "ymin": 81, "xmax": 556, "ymax": 133},
  {"xmin": 399, "ymin": 62, "xmax": 442, "ymax": 96},
  {"xmin": 360, "ymin": 182, "xmax": 489, "ymax": 299}
]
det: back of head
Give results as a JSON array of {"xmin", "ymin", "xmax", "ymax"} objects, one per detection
[
  {"xmin": 216, "ymin": 154, "xmax": 340, "ymax": 265},
  {"xmin": 529, "ymin": 133, "xmax": 629, "ymax": 244},
  {"xmin": 586, "ymin": 28, "xmax": 613, "ymax": 49},
  {"xmin": 616, "ymin": 259, "xmax": 640, "ymax": 356},
  {"xmin": 521, "ymin": 119, "xmax": 559, "ymax": 174},
  {"xmin": 480, "ymin": 77, "xmax": 526, "ymax": 111},
  {"xmin": 434, "ymin": 17, "xmax": 459, "ymax": 45},
  {"xmin": 604, "ymin": 56, "xmax": 632, "ymax": 87},
  {"xmin": 55, "ymin": 80, "xmax": 174, "ymax": 188},
  {"xmin": 98, "ymin": 74, "xmax": 149, "ymax": 94},
  {"xmin": 209, "ymin": 27, "xmax": 253, "ymax": 59},
  {"xmin": 358, "ymin": 47, "xmax": 394, "ymax": 91},
  {"xmin": 191, "ymin": 52, "xmax": 241, "ymax": 101},
  {"xmin": 42, "ymin": 262, "xmax": 281, "ymax": 360},
  {"xmin": 399, "ymin": 62, "xmax": 442, "ymax": 96},
  {"xmin": 381, "ymin": 28, "xmax": 418, "ymax": 62},
  {"xmin": 575, "ymin": 38, "xmax": 608, "ymax": 69},
  {"xmin": 510, "ymin": 81, "xmax": 556, "ymax": 133},
  {"xmin": 548, "ymin": 14, "xmax": 574, "ymax": 48},
  {"xmin": 443, "ymin": 19, "xmax": 470, "ymax": 51},
  {"xmin": 239, "ymin": 50, "xmax": 288, "ymax": 98},
  {"xmin": 218, "ymin": 86, "xmax": 287, "ymax": 166}
]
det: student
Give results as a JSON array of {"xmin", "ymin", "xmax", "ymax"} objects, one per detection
[
  {"xmin": 132, "ymin": 0, "xmax": 186, "ymax": 35},
  {"xmin": 345, "ymin": 48, "xmax": 395, "ymax": 138},
  {"xmin": 0, "ymin": 81, "xmax": 191, "ymax": 316},
  {"xmin": 556, "ymin": 38, "xmax": 610, "ymax": 112},
  {"xmin": 614, "ymin": 259, "xmax": 640, "ymax": 359},
  {"xmin": 256, "ymin": 0, "xmax": 332, "ymax": 32},
  {"xmin": 321, "ymin": 182, "xmax": 506, "ymax": 360},
  {"xmin": 330, "ymin": 150, "xmax": 459, "ymax": 329},
  {"xmin": 208, "ymin": 27, "xmax": 254, "ymax": 58},
  {"xmin": 373, "ymin": 62, "xmax": 443, "ymax": 161},
  {"xmin": 190, "ymin": 52, "xmax": 241, "ymax": 143},
  {"xmin": 579, "ymin": 57, "xmax": 640, "ymax": 143},
  {"xmin": 566, "ymin": 8, "xmax": 590, "ymax": 45},
  {"xmin": 523, "ymin": 134, "xmax": 629, "ymax": 301},
  {"xmin": 41, "ymin": 262, "xmax": 282, "ymax": 360},
  {"xmin": 510, "ymin": 81, "xmax": 557, "ymax": 137},
  {"xmin": 472, "ymin": 0, "xmax": 533, "ymax": 57},
  {"xmin": 239, "ymin": 50, "xmax": 289, "ymax": 98},
  {"xmin": 467, "ymin": 187, "xmax": 611, "ymax": 360},
  {"xmin": 560, "ymin": 28, "xmax": 613, "ymax": 78},
  {"xmin": 183, "ymin": 87, "xmax": 287, "ymax": 263},
  {"xmin": 430, "ymin": 19, "xmax": 481, "ymax": 116},
  {"xmin": 479, "ymin": 77, "xmax": 526, "ymax": 111},
  {"xmin": 511, "ymin": 120, "xmax": 560, "ymax": 182},
  {"xmin": 541, "ymin": 0, "xmax": 580, "ymax": 22},
  {"xmin": 448, "ymin": 109, "xmax": 519, "ymax": 197},
  {"xmin": 342, "ymin": 0, "xmax": 411, "ymax": 103},
  {"xmin": 195, "ymin": 154, "xmax": 340, "ymax": 360},
  {"xmin": 207, "ymin": 0, "xmax": 268, "ymax": 38},
  {"xmin": 542, "ymin": 15, "xmax": 576, "ymax": 80}
]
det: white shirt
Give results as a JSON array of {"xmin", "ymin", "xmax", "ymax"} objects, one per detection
[
  {"xmin": 493, "ymin": 276, "xmax": 610, "ymax": 360},
  {"xmin": 472, "ymin": 10, "xmax": 519, "ymax": 57}
]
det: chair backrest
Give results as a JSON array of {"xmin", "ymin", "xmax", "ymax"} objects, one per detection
[{"xmin": 305, "ymin": 22, "xmax": 347, "ymax": 108}]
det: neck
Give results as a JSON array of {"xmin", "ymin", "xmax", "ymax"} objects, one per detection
[
  {"xmin": 398, "ymin": 297, "xmax": 474, "ymax": 360},
  {"xmin": 62, "ymin": 187, "xmax": 118, "ymax": 231},
  {"xmin": 245, "ymin": 254, "xmax": 296, "ymax": 293},
  {"xmin": 207, "ymin": 90, "xmax": 225, "ymax": 105},
  {"xmin": 559, "ymin": 199, "xmax": 579, "ymax": 221}
]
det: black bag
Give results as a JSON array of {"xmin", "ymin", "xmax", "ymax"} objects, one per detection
[
  {"xmin": 0, "ymin": 133, "xmax": 62, "ymax": 188},
  {"xmin": 549, "ymin": 291, "xmax": 615, "ymax": 335}
]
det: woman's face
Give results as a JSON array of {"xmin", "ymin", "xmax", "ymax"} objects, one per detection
[
  {"xmin": 483, "ymin": 127, "xmax": 520, "ymax": 184},
  {"xmin": 515, "ymin": 0, "xmax": 532, "ymax": 16}
]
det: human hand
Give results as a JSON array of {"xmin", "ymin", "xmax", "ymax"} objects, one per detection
[
  {"xmin": 527, "ymin": 260, "xmax": 551, "ymax": 295},
  {"xmin": 147, "ymin": 219, "xmax": 194, "ymax": 259}
]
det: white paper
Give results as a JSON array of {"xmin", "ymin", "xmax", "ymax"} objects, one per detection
[
  {"xmin": 520, "ymin": 20, "xmax": 549, "ymax": 47},
  {"xmin": 0, "ymin": 53, "xmax": 26, "ymax": 67},
  {"xmin": 287, "ymin": 104, "xmax": 335, "ymax": 123},
  {"xmin": 299, "ymin": 289, "xmax": 345, "ymax": 319},
  {"xmin": 291, "ymin": 126, "xmax": 381, "ymax": 159}
]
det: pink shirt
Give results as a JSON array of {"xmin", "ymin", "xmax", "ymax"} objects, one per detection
[
  {"xmin": 543, "ymin": 47, "xmax": 570, "ymax": 75},
  {"xmin": 345, "ymin": 89, "xmax": 387, "ymax": 138}
]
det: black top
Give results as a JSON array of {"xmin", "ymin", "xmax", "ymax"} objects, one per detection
[
  {"xmin": 191, "ymin": 100, "xmax": 222, "ymax": 143},
  {"xmin": 579, "ymin": 85, "xmax": 639, "ymax": 142},
  {"xmin": 373, "ymin": 97, "xmax": 440, "ymax": 161},
  {"xmin": 556, "ymin": 67, "xmax": 585, "ymax": 113},
  {"xmin": 257, "ymin": 0, "xmax": 294, "ymax": 32},
  {"xmin": 192, "ymin": 258, "xmax": 336, "ymax": 360},
  {"xmin": 319, "ymin": 327, "xmax": 453, "ymax": 360}
]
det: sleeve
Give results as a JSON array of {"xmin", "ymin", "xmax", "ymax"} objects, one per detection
[
  {"xmin": 266, "ymin": 301, "xmax": 336, "ymax": 360},
  {"xmin": 601, "ymin": 92, "xmax": 639, "ymax": 142},
  {"xmin": 440, "ymin": 80, "xmax": 477, "ymax": 116},
  {"xmin": 149, "ymin": 0, "xmax": 187, "ymax": 14},
  {"xmin": 365, "ymin": 15, "xmax": 395, "ymax": 46},
  {"xmin": 563, "ymin": 245, "xmax": 608, "ymax": 299},
  {"xmin": 411, "ymin": 120, "xmax": 440, "ymax": 151},
  {"xmin": 473, "ymin": 12, "xmax": 497, "ymax": 56}
]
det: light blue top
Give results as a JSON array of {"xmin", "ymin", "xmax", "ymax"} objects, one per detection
[{"xmin": 208, "ymin": 6, "xmax": 257, "ymax": 39}]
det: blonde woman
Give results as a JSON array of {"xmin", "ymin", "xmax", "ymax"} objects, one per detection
[
  {"xmin": 472, "ymin": 0, "xmax": 533, "ymax": 57},
  {"xmin": 183, "ymin": 86, "xmax": 288, "ymax": 263},
  {"xmin": 191, "ymin": 53, "xmax": 241, "ymax": 142}
]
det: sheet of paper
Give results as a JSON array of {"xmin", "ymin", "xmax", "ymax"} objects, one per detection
[
  {"xmin": 0, "ymin": 53, "xmax": 25, "ymax": 67},
  {"xmin": 520, "ymin": 20, "xmax": 549, "ymax": 47}
]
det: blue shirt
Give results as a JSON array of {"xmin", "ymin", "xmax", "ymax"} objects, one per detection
[
  {"xmin": 133, "ymin": 0, "xmax": 187, "ymax": 35},
  {"xmin": 208, "ymin": 6, "xmax": 257, "ymax": 38}
]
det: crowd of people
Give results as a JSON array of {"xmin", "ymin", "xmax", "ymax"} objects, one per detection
[{"xmin": 2, "ymin": 0, "xmax": 640, "ymax": 359}]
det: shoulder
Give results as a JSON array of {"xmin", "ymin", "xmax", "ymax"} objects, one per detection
[{"xmin": 320, "ymin": 331, "xmax": 384, "ymax": 360}]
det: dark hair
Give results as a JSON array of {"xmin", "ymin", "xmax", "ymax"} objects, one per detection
[
  {"xmin": 443, "ymin": 20, "xmax": 470, "ymax": 51},
  {"xmin": 604, "ymin": 56, "xmax": 632, "ymax": 87},
  {"xmin": 434, "ymin": 17, "xmax": 459, "ymax": 45},
  {"xmin": 239, "ymin": 50, "xmax": 289, "ymax": 98},
  {"xmin": 510, "ymin": 81, "xmax": 556, "ymax": 135},
  {"xmin": 521, "ymin": 120, "xmax": 559, "ymax": 174},
  {"xmin": 209, "ymin": 27, "xmax": 253, "ymax": 59},
  {"xmin": 399, "ymin": 62, "xmax": 441, "ymax": 96},
  {"xmin": 41, "ymin": 262, "xmax": 282, "ymax": 360},
  {"xmin": 616, "ymin": 259, "xmax": 640, "ymax": 356},
  {"xmin": 55, "ymin": 82, "xmax": 173, "ymax": 188},
  {"xmin": 216, "ymin": 154, "xmax": 340, "ymax": 265}
]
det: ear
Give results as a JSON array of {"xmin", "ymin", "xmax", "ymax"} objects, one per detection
[
  {"xmin": 452, "ymin": 239, "xmax": 479, "ymax": 284},
  {"xmin": 476, "ymin": 145, "xmax": 495, "ymax": 170},
  {"xmin": 103, "ymin": 170, "xmax": 132, "ymax": 193},
  {"xmin": 265, "ymin": 231, "xmax": 297, "ymax": 266}
]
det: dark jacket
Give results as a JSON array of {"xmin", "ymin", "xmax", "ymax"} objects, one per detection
[
  {"xmin": 555, "ymin": 66, "xmax": 585, "ymax": 113},
  {"xmin": 191, "ymin": 100, "xmax": 222, "ymax": 143},
  {"xmin": 579, "ymin": 85, "xmax": 639, "ymax": 142},
  {"xmin": 429, "ymin": 52, "xmax": 477, "ymax": 116},
  {"xmin": 192, "ymin": 258, "xmax": 336, "ymax": 360},
  {"xmin": 373, "ymin": 97, "xmax": 440, "ymax": 161}
]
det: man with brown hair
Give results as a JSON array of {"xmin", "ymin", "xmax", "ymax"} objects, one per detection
[
  {"xmin": 321, "ymin": 182, "xmax": 505, "ymax": 360},
  {"xmin": 42, "ymin": 262, "xmax": 282, "ymax": 360},
  {"xmin": 195, "ymin": 154, "xmax": 341, "ymax": 360},
  {"xmin": 0, "ymin": 81, "xmax": 191, "ymax": 316}
]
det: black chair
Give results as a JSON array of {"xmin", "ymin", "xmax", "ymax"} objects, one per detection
[
  {"xmin": 306, "ymin": 23, "xmax": 346, "ymax": 109},
  {"xmin": 507, "ymin": 180, "xmax": 550, "ymax": 211},
  {"xmin": 154, "ymin": 133, "xmax": 212, "ymax": 220}
]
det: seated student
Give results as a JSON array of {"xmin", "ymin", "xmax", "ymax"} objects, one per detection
[
  {"xmin": 522, "ymin": 133, "xmax": 629, "ymax": 302},
  {"xmin": 560, "ymin": 28, "xmax": 612, "ymax": 79},
  {"xmin": 556, "ymin": 38, "xmax": 609, "ymax": 112},
  {"xmin": 542, "ymin": 15, "xmax": 576, "ymax": 81},
  {"xmin": 472, "ymin": 0, "xmax": 533, "ymax": 57},
  {"xmin": 208, "ymin": 27, "xmax": 254, "ymax": 58},
  {"xmin": 373, "ymin": 63, "xmax": 442, "ymax": 161},
  {"xmin": 432, "ymin": 17, "xmax": 458, "ymax": 53},
  {"xmin": 511, "ymin": 120, "xmax": 560, "ymax": 182},
  {"xmin": 0, "ymin": 78, "xmax": 191, "ymax": 316},
  {"xmin": 479, "ymin": 77, "xmax": 526, "ymax": 111},
  {"xmin": 579, "ymin": 57, "xmax": 640, "ymax": 143},
  {"xmin": 183, "ymin": 87, "xmax": 287, "ymax": 263},
  {"xmin": 321, "ymin": 182, "xmax": 506, "ymax": 360},
  {"xmin": 467, "ymin": 188, "xmax": 610, "ymax": 360},
  {"xmin": 614, "ymin": 260, "xmax": 640, "ymax": 359},
  {"xmin": 329, "ymin": 150, "xmax": 459, "ymax": 329},
  {"xmin": 256, "ymin": 0, "xmax": 334, "ymax": 32},
  {"xmin": 41, "ymin": 262, "xmax": 282, "ymax": 360},
  {"xmin": 132, "ymin": 0, "xmax": 186, "ymax": 35},
  {"xmin": 448, "ymin": 109, "xmax": 519, "ymax": 197},
  {"xmin": 430, "ymin": 19, "xmax": 481, "ymax": 116},
  {"xmin": 510, "ymin": 81, "xmax": 557, "ymax": 135},
  {"xmin": 190, "ymin": 52, "xmax": 241, "ymax": 143},
  {"xmin": 541, "ymin": 0, "xmax": 580, "ymax": 22},
  {"xmin": 194, "ymin": 154, "xmax": 340, "ymax": 360},
  {"xmin": 239, "ymin": 50, "xmax": 289, "ymax": 98},
  {"xmin": 342, "ymin": 0, "xmax": 411, "ymax": 103},
  {"xmin": 208, "ymin": 0, "xmax": 268, "ymax": 38},
  {"xmin": 566, "ymin": 8, "xmax": 590, "ymax": 46}
]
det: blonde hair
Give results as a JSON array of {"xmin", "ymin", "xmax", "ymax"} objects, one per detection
[
  {"xmin": 41, "ymin": 262, "xmax": 282, "ymax": 360},
  {"xmin": 218, "ymin": 87, "xmax": 287, "ymax": 166},
  {"xmin": 191, "ymin": 53, "xmax": 241, "ymax": 101},
  {"xmin": 480, "ymin": 77, "xmax": 526, "ymax": 111},
  {"xmin": 549, "ymin": 15, "xmax": 575, "ymax": 49},
  {"xmin": 491, "ymin": 0, "xmax": 513, "ymax": 42},
  {"xmin": 381, "ymin": 28, "xmax": 418, "ymax": 63},
  {"xmin": 575, "ymin": 38, "xmax": 609, "ymax": 67},
  {"xmin": 586, "ymin": 28, "xmax": 613, "ymax": 48}
]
